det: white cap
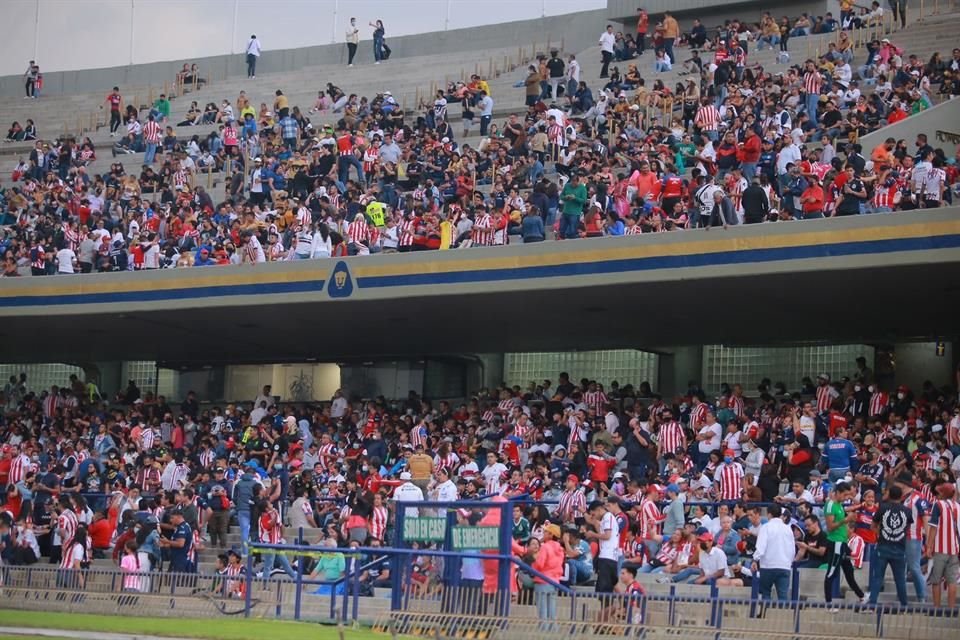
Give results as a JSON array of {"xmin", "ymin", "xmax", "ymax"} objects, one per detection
[{"xmin": 399, "ymin": 471, "xmax": 412, "ymax": 480}]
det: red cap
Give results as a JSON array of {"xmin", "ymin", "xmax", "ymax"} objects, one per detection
[
  {"xmin": 567, "ymin": 474, "xmax": 580, "ymax": 484},
  {"xmin": 698, "ymin": 532, "xmax": 714, "ymax": 543},
  {"xmin": 723, "ymin": 449, "xmax": 736, "ymax": 457}
]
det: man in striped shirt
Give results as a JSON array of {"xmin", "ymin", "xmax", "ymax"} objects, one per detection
[
  {"xmin": 801, "ymin": 61, "xmax": 823, "ymax": 125},
  {"xmin": 694, "ymin": 98, "xmax": 721, "ymax": 142},
  {"xmin": 557, "ymin": 474, "xmax": 587, "ymax": 523},
  {"xmin": 925, "ymin": 483, "xmax": 959, "ymax": 608},
  {"xmin": 714, "ymin": 450, "xmax": 745, "ymax": 502},
  {"xmin": 143, "ymin": 115, "xmax": 162, "ymax": 165},
  {"xmin": 896, "ymin": 472, "xmax": 929, "ymax": 602},
  {"xmin": 656, "ymin": 409, "xmax": 687, "ymax": 474}
]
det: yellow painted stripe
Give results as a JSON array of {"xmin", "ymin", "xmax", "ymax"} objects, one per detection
[
  {"xmin": 354, "ymin": 220, "xmax": 960, "ymax": 278},
  {"xmin": 0, "ymin": 265, "xmax": 328, "ymax": 298}
]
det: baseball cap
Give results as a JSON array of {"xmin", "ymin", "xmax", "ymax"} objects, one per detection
[
  {"xmin": 697, "ymin": 532, "xmax": 714, "ymax": 543},
  {"xmin": 566, "ymin": 474, "xmax": 580, "ymax": 484},
  {"xmin": 666, "ymin": 483, "xmax": 680, "ymax": 494},
  {"xmin": 544, "ymin": 523, "xmax": 562, "ymax": 539},
  {"xmin": 399, "ymin": 471, "xmax": 412, "ymax": 480},
  {"xmin": 723, "ymin": 449, "xmax": 735, "ymax": 457}
]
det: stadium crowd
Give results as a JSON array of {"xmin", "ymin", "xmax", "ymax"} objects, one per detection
[
  {"xmin": 2, "ymin": 10, "xmax": 959, "ymax": 274},
  {"xmin": 1, "ymin": 359, "xmax": 959, "ymax": 611}
]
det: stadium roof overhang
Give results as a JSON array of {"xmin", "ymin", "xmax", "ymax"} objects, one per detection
[{"xmin": 1, "ymin": 209, "xmax": 958, "ymax": 366}]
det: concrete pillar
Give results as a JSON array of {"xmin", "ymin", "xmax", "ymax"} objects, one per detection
[{"xmin": 657, "ymin": 346, "xmax": 703, "ymax": 398}]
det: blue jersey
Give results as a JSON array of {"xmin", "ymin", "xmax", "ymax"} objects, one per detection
[{"xmin": 825, "ymin": 437, "xmax": 856, "ymax": 470}]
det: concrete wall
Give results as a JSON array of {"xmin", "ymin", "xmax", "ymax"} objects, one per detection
[
  {"xmin": 0, "ymin": 5, "xmax": 609, "ymax": 98},
  {"xmin": 891, "ymin": 342, "xmax": 955, "ymax": 393},
  {"xmin": 860, "ymin": 97, "xmax": 960, "ymax": 152}
]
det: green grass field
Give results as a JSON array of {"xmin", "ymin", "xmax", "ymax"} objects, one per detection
[{"xmin": 0, "ymin": 611, "xmax": 384, "ymax": 640}]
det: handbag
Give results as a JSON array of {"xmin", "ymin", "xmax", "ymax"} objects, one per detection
[{"xmin": 382, "ymin": 42, "xmax": 392, "ymax": 60}]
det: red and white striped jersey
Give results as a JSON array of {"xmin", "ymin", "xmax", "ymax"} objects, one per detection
[
  {"xmin": 567, "ymin": 419, "xmax": 587, "ymax": 449},
  {"xmin": 873, "ymin": 184, "xmax": 897, "ymax": 209},
  {"xmin": 729, "ymin": 395, "xmax": 745, "ymax": 418},
  {"xmin": 259, "ymin": 509, "xmax": 284, "ymax": 543},
  {"xmin": 433, "ymin": 453, "xmax": 460, "ymax": 475},
  {"xmin": 803, "ymin": 71, "xmax": 822, "ymax": 95},
  {"xmin": 362, "ymin": 146, "xmax": 379, "ymax": 173},
  {"xmin": 472, "ymin": 213, "xmax": 494, "ymax": 246},
  {"xmin": 638, "ymin": 497, "xmax": 662, "ymax": 540},
  {"xmin": 347, "ymin": 219, "xmax": 368, "ymax": 245},
  {"xmin": 815, "ymin": 385, "xmax": 838, "ymax": 413},
  {"xmin": 9, "ymin": 453, "xmax": 30, "ymax": 485},
  {"xmin": 557, "ymin": 488, "xmax": 586, "ymax": 522},
  {"xmin": 869, "ymin": 391, "xmax": 889, "ymax": 417},
  {"xmin": 584, "ymin": 390, "xmax": 608, "ymax": 414},
  {"xmin": 410, "ymin": 423, "xmax": 428, "ymax": 449},
  {"xmin": 713, "ymin": 462, "xmax": 745, "ymax": 502},
  {"xmin": 928, "ymin": 498, "xmax": 960, "ymax": 555},
  {"xmin": 695, "ymin": 105, "xmax": 721, "ymax": 131},
  {"xmin": 398, "ymin": 218, "xmax": 416, "ymax": 247},
  {"xmin": 903, "ymin": 492, "xmax": 928, "ymax": 541},
  {"xmin": 316, "ymin": 443, "xmax": 337, "ymax": 471},
  {"xmin": 296, "ymin": 207, "xmax": 312, "ymax": 231},
  {"xmin": 689, "ymin": 403, "xmax": 708, "ymax": 430},
  {"xmin": 141, "ymin": 428, "xmax": 156, "ymax": 451},
  {"xmin": 143, "ymin": 120, "xmax": 162, "ymax": 144},
  {"xmin": 848, "ymin": 533, "xmax": 865, "ymax": 568},
  {"xmin": 199, "ymin": 449, "xmax": 216, "ymax": 469},
  {"xmin": 368, "ymin": 505, "xmax": 388, "ymax": 541},
  {"xmin": 497, "ymin": 398, "xmax": 514, "ymax": 414},
  {"xmin": 42, "ymin": 394, "xmax": 59, "ymax": 418},
  {"xmin": 657, "ymin": 421, "xmax": 686, "ymax": 458},
  {"xmin": 60, "ymin": 540, "xmax": 86, "ymax": 569},
  {"xmin": 58, "ymin": 509, "xmax": 79, "ymax": 549}
]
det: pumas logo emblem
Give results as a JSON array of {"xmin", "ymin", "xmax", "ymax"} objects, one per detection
[{"xmin": 328, "ymin": 261, "xmax": 354, "ymax": 298}]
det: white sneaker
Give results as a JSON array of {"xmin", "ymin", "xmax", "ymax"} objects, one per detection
[
  {"xmin": 828, "ymin": 607, "xmax": 840, "ymax": 613},
  {"xmin": 375, "ymin": 61, "xmax": 380, "ymax": 65},
  {"xmin": 860, "ymin": 592, "xmax": 870, "ymax": 604},
  {"xmin": 655, "ymin": 576, "xmax": 671, "ymax": 584},
  {"xmin": 348, "ymin": 64, "xmax": 353, "ymax": 67}
]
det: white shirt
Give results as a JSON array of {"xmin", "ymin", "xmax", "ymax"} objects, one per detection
[
  {"xmin": 331, "ymin": 396, "xmax": 348, "ymax": 418},
  {"xmin": 567, "ymin": 59, "xmax": 581, "ymax": 83},
  {"xmin": 753, "ymin": 517, "xmax": 796, "ymax": 571},
  {"xmin": 598, "ymin": 511, "xmax": 620, "ymax": 560},
  {"xmin": 799, "ymin": 416, "xmax": 816, "ymax": 444},
  {"xmin": 599, "ymin": 31, "xmax": 616, "ymax": 53},
  {"xmin": 246, "ymin": 38, "xmax": 262, "ymax": 57},
  {"xmin": 699, "ymin": 546, "xmax": 729, "ymax": 578},
  {"xmin": 777, "ymin": 143, "xmax": 802, "ymax": 175},
  {"xmin": 434, "ymin": 479, "xmax": 459, "ymax": 502},
  {"xmin": 143, "ymin": 244, "xmax": 160, "ymax": 269},
  {"xmin": 698, "ymin": 422, "xmax": 722, "ymax": 453},
  {"xmin": 605, "ymin": 412, "xmax": 620, "ymax": 435},
  {"xmin": 393, "ymin": 482, "xmax": 424, "ymax": 518},
  {"xmin": 56, "ymin": 248, "xmax": 76, "ymax": 273},
  {"xmin": 482, "ymin": 462, "xmax": 507, "ymax": 494}
]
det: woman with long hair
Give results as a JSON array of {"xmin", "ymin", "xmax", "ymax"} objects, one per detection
[
  {"xmin": 369, "ymin": 20, "xmax": 386, "ymax": 63},
  {"xmin": 60, "ymin": 524, "xmax": 89, "ymax": 589}
]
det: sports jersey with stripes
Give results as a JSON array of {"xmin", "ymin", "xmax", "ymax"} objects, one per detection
[{"xmin": 928, "ymin": 498, "xmax": 960, "ymax": 555}]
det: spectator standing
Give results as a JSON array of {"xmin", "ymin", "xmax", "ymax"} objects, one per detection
[
  {"xmin": 925, "ymin": 483, "xmax": 959, "ymax": 609},
  {"xmin": 752, "ymin": 504, "xmax": 796, "ymax": 601},
  {"xmin": 105, "ymin": 86, "xmax": 123, "ymax": 136},
  {"xmin": 599, "ymin": 25, "xmax": 616, "ymax": 78},
  {"xmin": 636, "ymin": 9, "xmax": 649, "ymax": 55},
  {"xmin": 346, "ymin": 18, "xmax": 360, "ymax": 66},
  {"xmin": 559, "ymin": 173, "xmax": 587, "ymax": 239},
  {"xmin": 823, "ymin": 482, "xmax": 867, "ymax": 609},
  {"xmin": 662, "ymin": 12, "xmax": 679, "ymax": 64},
  {"xmin": 24, "ymin": 60, "xmax": 38, "ymax": 99},
  {"xmin": 142, "ymin": 115, "xmax": 162, "ymax": 165},
  {"xmin": 370, "ymin": 20, "xmax": 386, "ymax": 64},
  {"xmin": 867, "ymin": 485, "xmax": 911, "ymax": 607},
  {"xmin": 246, "ymin": 34, "xmax": 261, "ymax": 78},
  {"xmin": 546, "ymin": 50, "xmax": 565, "ymax": 100}
]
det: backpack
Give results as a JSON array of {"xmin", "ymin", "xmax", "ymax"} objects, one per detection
[{"xmin": 382, "ymin": 42, "xmax": 392, "ymax": 60}]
